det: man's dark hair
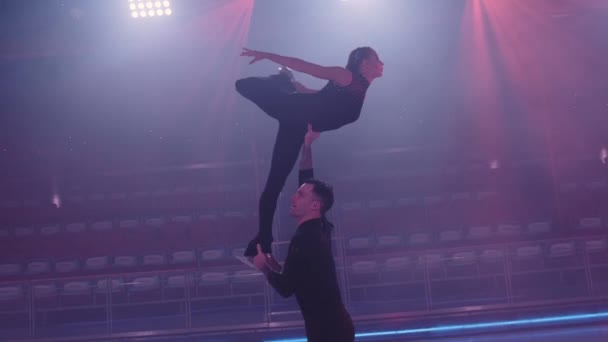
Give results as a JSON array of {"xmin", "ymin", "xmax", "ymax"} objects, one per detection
[{"xmin": 305, "ymin": 179, "xmax": 334, "ymax": 216}]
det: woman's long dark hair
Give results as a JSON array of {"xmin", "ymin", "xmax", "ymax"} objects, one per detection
[{"xmin": 346, "ymin": 47, "xmax": 375, "ymax": 73}]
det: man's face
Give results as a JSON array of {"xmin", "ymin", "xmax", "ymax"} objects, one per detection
[{"xmin": 289, "ymin": 183, "xmax": 320, "ymax": 218}]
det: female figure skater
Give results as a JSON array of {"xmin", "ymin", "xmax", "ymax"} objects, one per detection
[{"xmin": 236, "ymin": 46, "xmax": 383, "ymax": 264}]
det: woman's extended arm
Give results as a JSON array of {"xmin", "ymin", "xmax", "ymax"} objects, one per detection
[{"xmin": 241, "ymin": 48, "xmax": 352, "ymax": 87}]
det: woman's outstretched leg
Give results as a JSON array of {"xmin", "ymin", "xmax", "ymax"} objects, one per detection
[
  {"xmin": 235, "ymin": 72, "xmax": 296, "ymax": 121},
  {"xmin": 244, "ymin": 124, "xmax": 306, "ymax": 257}
]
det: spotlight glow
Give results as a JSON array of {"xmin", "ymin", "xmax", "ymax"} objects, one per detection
[
  {"xmin": 129, "ymin": 0, "xmax": 171, "ymax": 19},
  {"xmin": 265, "ymin": 311, "xmax": 608, "ymax": 342}
]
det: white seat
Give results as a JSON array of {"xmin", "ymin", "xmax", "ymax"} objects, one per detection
[
  {"xmin": 33, "ymin": 284, "xmax": 57, "ymax": 298},
  {"xmin": 481, "ymin": 249, "xmax": 504, "ymax": 263},
  {"xmin": 152, "ymin": 189, "xmax": 171, "ymax": 196},
  {"xmin": 369, "ymin": 199, "xmax": 391, "ymax": 208},
  {"xmin": 384, "ymin": 256, "xmax": 411, "ymax": 271},
  {"xmin": 114, "ymin": 256, "xmax": 138, "ymax": 268},
  {"xmin": 549, "ymin": 242, "xmax": 576, "ymax": 258},
  {"xmin": 132, "ymin": 191, "xmax": 149, "ymax": 198},
  {"xmin": 417, "ymin": 254, "xmax": 443, "ymax": 268},
  {"xmin": 63, "ymin": 281, "xmax": 90, "ymax": 295},
  {"xmin": 579, "ymin": 217, "xmax": 602, "ymax": 230},
  {"xmin": 201, "ymin": 249, "xmax": 225, "ymax": 261},
  {"xmin": 84, "ymin": 256, "xmax": 110, "ymax": 270},
  {"xmin": 450, "ymin": 251, "xmax": 477, "ymax": 266},
  {"xmin": 89, "ymin": 193, "xmax": 104, "ymax": 201},
  {"xmin": 14, "ymin": 226, "xmax": 35, "ymax": 237},
  {"xmin": 91, "ymin": 221, "xmax": 112, "ymax": 231},
  {"xmin": 468, "ymin": 226, "xmax": 493, "ymax": 239},
  {"xmin": 200, "ymin": 272, "xmax": 228, "ymax": 285},
  {"xmin": 376, "ymin": 235, "xmax": 402, "ymax": 248},
  {"xmin": 143, "ymin": 254, "xmax": 166, "ymax": 266},
  {"xmin": 65, "ymin": 222, "xmax": 86, "ymax": 233},
  {"xmin": 477, "ymin": 191, "xmax": 499, "ymax": 200},
  {"xmin": 0, "ymin": 199, "xmax": 20, "ymax": 208},
  {"xmin": 27, "ymin": 261, "xmax": 51, "ymax": 274},
  {"xmin": 440, "ymin": 230, "xmax": 463, "ymax": 242},
  {"xmin": 585, "ymin": 239, "xmax": 607, "ymax": 253},
  {"xmin": 0, "ymin": 286, "xmax": 23, "ymax": 300},
  {"xmin": 171, "ymin": 250, "xmax": 196, "ymax": 264},
  {"xmin": 131, "ymin": 276, "xmax": 160, "ymax": 291},
  {"xmin": 451, "ymin": 192, "xmax": 471, "ymax": 201},
  {"xmin": 67, "ymin": 195, "xmax": 84, "ymax": 203},
  {"xmin": 144, "ymin": 217, "xmax": 165, "ymax": 227},
  {"xmin": 587, "ymin": 180, "xmax": 607, "ymax": 190},
  {"xmin": 409, "ymin": 232, "xmax": 431, "ymax": 245},
  {"xmin": 119, "ymin": 219, "xmax": 139, "ymax": 228},
  {"xmin": 172, "ymin": 187, "xmax": 191, "ymax": 195},
  {"xmin": 95, "ymin": 279, "xmax": 123, "ymax": 293},
  {"xmin": 352, "ymin": 261, "xmax": 378, "ymax": 274},
  {"xmin": 233, "ymin": 270, "xmax": 263, "ymax": 283},
  {"xmin": 497, "ymin": 224, "xmax": 521, "ymax": 237},
  {"xmin": 396, "ymin": 197, "xmax": 418, "ymax": 206},
  {"xmin": 166, "ymin": 274, "xmax": 194, "ymax": 288},
  {"xmin": 55, "ymin": 260, "xmax": 79, "ymax": 273},
  {"xmin": 423, "ymin": 195, "xmax": 443, "ymax": 204},
  {"xmin": 231, "ymin": 248, "xmax": 246, "ymax": 258},
  {"xmin": 110, "ymin": 193, "xmax": 127, "ymax": 200},
  {"xmin": 23, "ymin": 199, "xmax": 40, "ymax": 207},
  {"xmin": 198, "ymin": 213, "xmax": 219, "ymax": 221},
  {"xmin": 515, "ymin": 245, "xmax": 542, "ymax": 260},
  {"xmin": 340, "ymin": 201, "xmax": 363, "ymax": 211},
  {"xmin": 40, "ymin": 225, "xmax": 60, "ymax": 236},
  {"xmin": 559, "ymin": 182, "xmax": 578, "ymax": 192},
  {"xmin": 171, "ymin": 215, "xmax": 192, "ymax": 223},
  {"xmin": 528, "ymin": 222, "xmax": 551, "ymax": 234},
  {"xmin": 348, "ymin": 237, "xmax": 373, "ymax": 249},
  {"xmin": 225, "ymin": 211, "xmax": 246, "ymax": 218},
  {"xmin": 0, "ymin": 263, "xmax": 21, "ymax": 276}
]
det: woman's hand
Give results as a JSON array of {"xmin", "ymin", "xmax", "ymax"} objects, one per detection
[{"xmin": 240, "ymin": 48, "xmax": 268, "ymax": 65}]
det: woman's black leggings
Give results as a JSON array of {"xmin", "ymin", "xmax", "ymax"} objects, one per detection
[{"xmin": 236, "ymin": 75, "xmax": 309, "ymax": 255}]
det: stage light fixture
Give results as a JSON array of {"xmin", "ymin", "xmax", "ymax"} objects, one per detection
[{"xmin": 129, "ymin": 0, "xmax": 171, "ymax": 19}]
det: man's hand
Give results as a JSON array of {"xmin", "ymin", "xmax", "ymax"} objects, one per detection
[
  {"xmin": 240, "ymin": 48, "xmax": 268, "ymax": 65},
  {"xmin": 252, "ymin": 244, "xmax": 269, "ymax": 273},
  {"xmin": 304, "ymin": 124, "xmax": 320, "ymax": 147}
]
